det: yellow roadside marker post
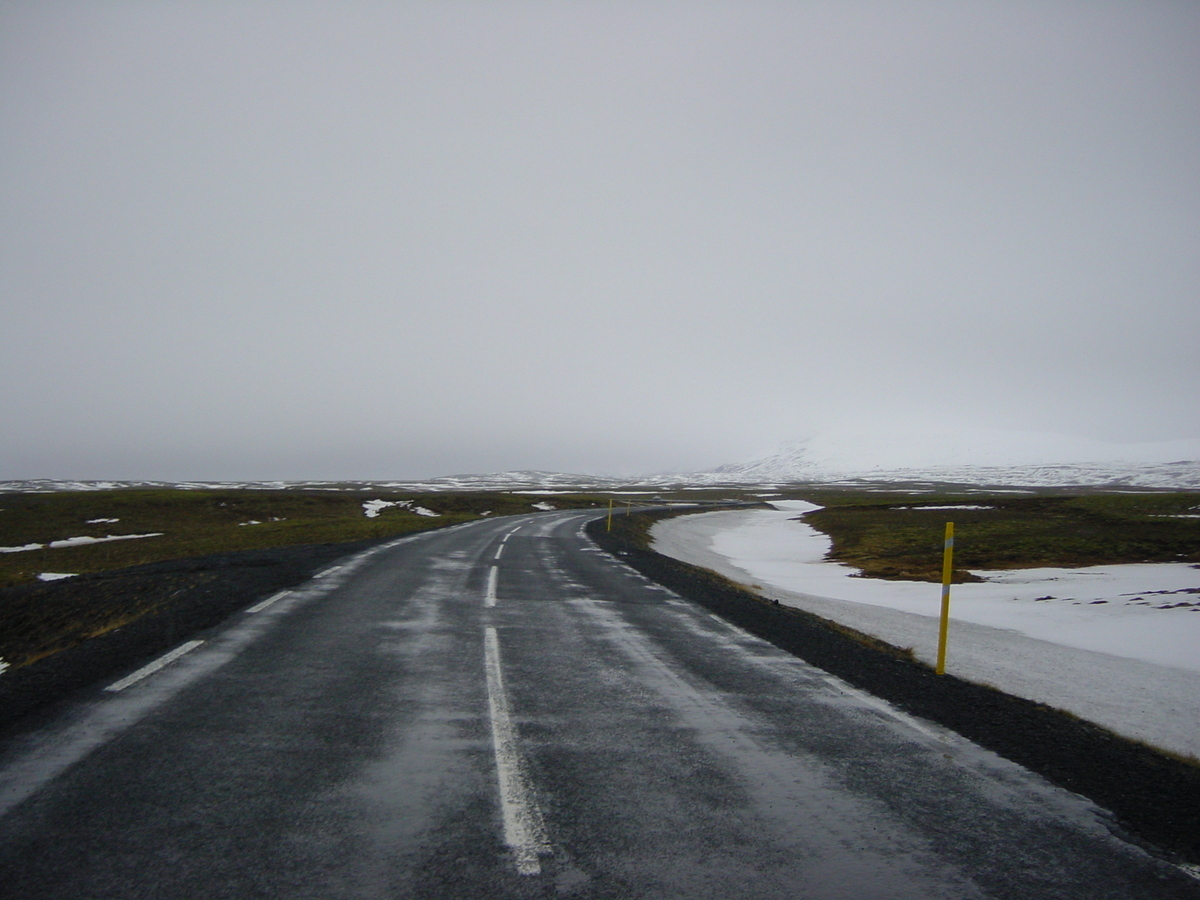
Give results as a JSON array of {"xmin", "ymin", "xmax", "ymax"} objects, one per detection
[
  {"xmin": 936, "ymin": 522, "xmax": 954, "ymax": 675},
  {"xmin": 607, "ymin": 499, "xmax": 613, "ymax": 531}
]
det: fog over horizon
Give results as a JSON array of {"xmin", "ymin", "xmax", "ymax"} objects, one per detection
[{"xmin": 3, "ymin": 1, "xmax": 1198, "ymax": 481}]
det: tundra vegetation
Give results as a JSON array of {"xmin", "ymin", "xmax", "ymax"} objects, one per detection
[{"xmin": 793, "ymin": 488, "xmax": 1200, "ymax": 582}]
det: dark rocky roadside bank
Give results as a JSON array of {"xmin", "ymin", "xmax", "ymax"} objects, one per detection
[
  {"xmin": 0, "ymin": 537, "xmax": 384, "ymax": 740},
  {"xmin": 585, "ymin": 511, "xmax": 1200, "ymax": 869}
]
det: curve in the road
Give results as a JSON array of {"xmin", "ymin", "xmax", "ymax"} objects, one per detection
[{"xmin": 0, "ymin": 510, "xmax": 1197, "ymax": 899}]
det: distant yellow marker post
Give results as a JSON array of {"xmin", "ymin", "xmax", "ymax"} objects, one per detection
[
  {"xmin": 606, "ymin": 499, "xmax": 613, "ymax": 531},
  {"xmin": 936, "ymin": 522, "xmax": 954, "ymax": 675}
]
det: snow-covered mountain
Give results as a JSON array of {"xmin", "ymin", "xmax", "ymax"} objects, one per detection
[
  {"xmin": 694, "ymin": 426, "xmax": 1200, "ymax": 489},
  {"xmin": 4, "ymin": 428, "xmax": 1199, "ymax": 493}
]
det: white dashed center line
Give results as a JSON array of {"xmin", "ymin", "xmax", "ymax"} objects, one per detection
[
  {"xmin": 247, "ymin": 590, "xmax": 290, "ymax": 613},
  {"xmin": 105, "ymin": 640, "xmax": 205, "ymax": 693},
  {"xmin": 486, "ymin": 566, "xmax": 499, "ymax": 608}
]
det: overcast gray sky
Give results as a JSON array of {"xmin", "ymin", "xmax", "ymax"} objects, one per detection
[{"xmin": 2, "ymin": 0, "xmax": 1197, "ymax": 480}]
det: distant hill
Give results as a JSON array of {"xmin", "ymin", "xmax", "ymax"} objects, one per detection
[
  {"xmin": 692, "ymin": 426, "xmax": 1200, "ymax": 489},
  {"xmin": 4, "ymin": 428, "xmax": 1199, "ymax": 492}
]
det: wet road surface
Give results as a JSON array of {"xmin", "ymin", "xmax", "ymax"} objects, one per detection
[{"xmin": 0, "ymin": 510, "xmax": 1197, "ymax": 899}]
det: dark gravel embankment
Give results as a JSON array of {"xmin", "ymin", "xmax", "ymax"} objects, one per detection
[
  {"xmin": 586, "ymin": 510, "xmax": 1200, "ymax": 868},
  {"xmin": 0, "ymin": 538, "xmax": 381, "ymax": 739}
]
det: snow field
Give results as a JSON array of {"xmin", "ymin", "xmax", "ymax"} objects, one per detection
[{"xmin": 651, "ymin": 503, "xmax": 1200, "ymax": 760}]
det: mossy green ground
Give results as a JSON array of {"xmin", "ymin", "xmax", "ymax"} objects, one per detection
[
  {"xmin": 791, "ymin": 489, "xmax": 1200, "ymax": 582},
  {"xmin": 0, "ymin": 488, "xmax": 604, "ymax": 589}
]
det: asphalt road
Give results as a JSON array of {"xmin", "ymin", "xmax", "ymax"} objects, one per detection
[{"xmin": 0, "ymin": 510, "xmax": 1197, "ymax": 899}]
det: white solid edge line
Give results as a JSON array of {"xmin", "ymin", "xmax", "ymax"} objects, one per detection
[
  {"xmin": 315, "ymin": 565, "xmax": 343, "ymax": 578},
  {"xmin": 247, "ymin": 590, "xmax": 291, "ymax": 613},
  {"xmin": 105, "ymin": 640, "xmax": 205, "ymax": 693},
  {"xmin": 485, "ymin": 566, "xmax": 499, "ymax": 608},
  {"xmin": 820, "ymin": 675, "xmax": 945, "ymax": 742},
  {"xmin": 484, "ymin": 627, "xmax": 550, "ymax": 875}
]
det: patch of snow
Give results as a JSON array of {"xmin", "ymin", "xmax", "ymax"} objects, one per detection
[
  {"xmin": 652, "ymin": 509, "xmax": 1200, "ymax": 759},
  {"xmin": 238, "ymin": 520, "xmax": 262, "ymax": 526},
  {"xmin": 363, "ymin": 498, "xmax": 439, "ymax": 518},
  {"xmin": 47, "ymin": 533, "xmax": 163, "ymax": 548},
  {"xmin": 37, "ymin": 572, "xmax": 77, "ymax": 581},
  {"xmin": 2, "ymin": 533, "xmax": 163, "ymax": 552},
  {"xmin": 363, "ymin": 499, "xmax": 404, "ymax": 518},
  {"xmin": 86, "ymin": 518, "xmax": 119, "ymax": 524},
  {"xmin": 0, "ymin": 658, "xmax": 8, "ymax": 675},
  {"xmin": 894, "ymin": 505, "xmax": 994, "ymax": 511},
  {"xmin": 532, "ymin": 502, "xmax": 556, "ymax": 511}
]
